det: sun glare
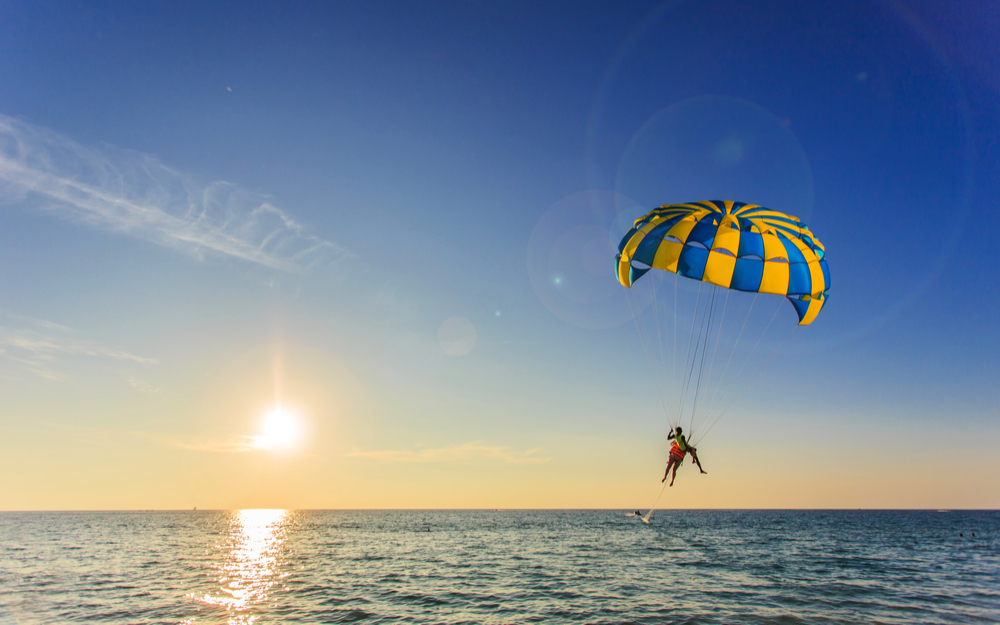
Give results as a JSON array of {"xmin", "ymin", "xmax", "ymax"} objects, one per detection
[{"xmin": 251, "ymin": 407, "xmax": 301, "ymax": 451}]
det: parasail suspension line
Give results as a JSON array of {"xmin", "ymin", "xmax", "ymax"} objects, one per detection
[
  {"xmin": 641, "ymin": 479, "xmax": 670, "ymax": 524},
  {"xmin": 681, "ymin": 284, "xmax": 718, "ymax": 438},
  {"xmin": 677, "ymin": 282, "xmax": 708, "ymax": 431},
  {"xmin": 702, "ymin": 296, "xmax": 785, "ymax": 426},
  {"xmin": 675, "ymin": 281, "xmax": 704, "ymax": 423},
  {"xmin": 687, "ymin": 285, "xmax": 722, "ymax": 438},
  {"xmin": 648, "ymin": 274, "xmax": 675, "ymax": 426},
  {"xmin": 625, "ymin": 288, "xmax": 672, "ymax": 427},
  {"xmin": 694, "ymin": 323, "xmax": 797, "ymax": 447},
  {"xmin": 702, "ymin": 293, "xmax": 759, "ymax": 424},
  {"xmin": 694, "ymin": 286, "xmax": 732, "ymax": 436}
]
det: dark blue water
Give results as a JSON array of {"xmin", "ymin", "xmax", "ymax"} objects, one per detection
[{"xmin": 1, "ymin": 510, "xmax": 997, "ymax": 624}]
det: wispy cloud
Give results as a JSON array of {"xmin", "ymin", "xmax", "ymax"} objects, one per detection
[
  {"xmin": 0, "ymin": 113, "xmax": 348, "ymax": 271},
  {"xmin": 128, "ymin": 376, "xmax": 162, "ymax": 394},
  {"xmin": 158, "ymin": 430, "xmax": 299, "ymax": 453},
  {"xmin": 349, "ymin": 441, "xmax": 550, "ymax": 464},
  {"xmin": 0, "ymin": 314, "xmax": 155, "ymax": 379},
  {"xmin": 6, "ymin": 314, "xmax": 72, "ymax": 332},
  {"xmin": 37, "ymin": 422, "xmax": 285, "ymax": 454},
  {"xmin": 165, "ymin": 435, "xmax": 275, "ymax": 453}
]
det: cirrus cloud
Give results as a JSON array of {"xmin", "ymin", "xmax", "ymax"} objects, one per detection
[
  {"xmin": 0, "ymin": 314, "xmax": 156, "ymax": 380},
  {"xmin": 0, "ymin": 113, "xmax": 348, "ymax": 272},
  {"xmin": 349, "ymin": 441, "xmax": 550, "ymax": 464}
]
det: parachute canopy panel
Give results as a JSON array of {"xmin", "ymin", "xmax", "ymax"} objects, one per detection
[{"xmin": 616, "ymin": 200, "xmax": 831, "ymax": 325}]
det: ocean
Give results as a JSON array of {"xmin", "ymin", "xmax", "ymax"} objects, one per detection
[{"xmin": 1, "ymin": 510, "xmax": 997, "ymax": 624}]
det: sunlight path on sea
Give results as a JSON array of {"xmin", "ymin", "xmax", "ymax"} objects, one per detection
[{"xmin": 184, "ymin": 509, "xmax": 293, "ymax": 624}]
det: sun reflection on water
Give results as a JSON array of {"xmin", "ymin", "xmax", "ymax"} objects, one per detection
[{"xmin": 187, "ymin": 509, "xmax": 291, "ymax": 624}]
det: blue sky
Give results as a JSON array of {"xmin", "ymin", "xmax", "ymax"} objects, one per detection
[{"xmin": 1, "ymin": 0, "xmax": 998, "ymax": 509}]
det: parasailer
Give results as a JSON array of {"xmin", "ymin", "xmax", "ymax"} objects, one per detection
[
  {"xmin": 616, "ymin": 200, "xmax": 830, "ymax": 498},
  {"xmin": 661, "ymin": 426, "xmax": 706, "ymax": 486}
]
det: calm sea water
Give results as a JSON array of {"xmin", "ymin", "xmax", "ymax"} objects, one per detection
[{"xmin": 1, "ymin": 510, "xmax": 997, "ymax": 624}]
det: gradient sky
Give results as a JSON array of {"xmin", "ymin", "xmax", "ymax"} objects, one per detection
[{"xmin": 1, "ymin": 0, "xmax": 998, "ymax": 510}]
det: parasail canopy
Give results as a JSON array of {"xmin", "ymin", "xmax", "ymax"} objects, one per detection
[{"xmin": 616, "ymin": 200, "xmax": 830, "ymax": 325}]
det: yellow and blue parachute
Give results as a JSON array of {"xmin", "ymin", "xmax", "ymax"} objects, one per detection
[{"xmin": 616, "ymin": 200, "xmax": 830, "ymax": 325}]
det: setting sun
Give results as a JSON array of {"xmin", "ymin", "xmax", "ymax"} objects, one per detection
[{"xmin": 251, "ymin": 408, "xmax": 301, "ymax": 451}]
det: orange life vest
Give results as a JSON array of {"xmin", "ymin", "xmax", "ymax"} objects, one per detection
[{"xmin": 669, "ymin": 441, "xmax": 686, "ymax": 460}]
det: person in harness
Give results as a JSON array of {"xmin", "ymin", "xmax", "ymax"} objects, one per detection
[{"xmin": 661, "ymin": 426, "xmax": 707, "ymax": 486}]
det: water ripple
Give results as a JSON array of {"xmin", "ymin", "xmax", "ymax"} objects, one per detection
[{"xmin": 1, "ymin": 510, "xmax": 998, "ymax": 623}]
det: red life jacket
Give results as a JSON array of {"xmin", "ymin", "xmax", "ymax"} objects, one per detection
[{"xmin": 669, "ymin": 442, "xmax": 686, "ymax": 460}]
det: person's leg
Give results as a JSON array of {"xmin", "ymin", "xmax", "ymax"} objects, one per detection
[
  {"xmin": 691, "ymin": 449, "xmax": 707, "ymax": 474},
  {"xmin": 669, "ymin": 462, "xmax": 679, "ymax": 486},
  {"xmin": 662, "ymin": 458, "xmax": 674, "ymax": 482}
]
